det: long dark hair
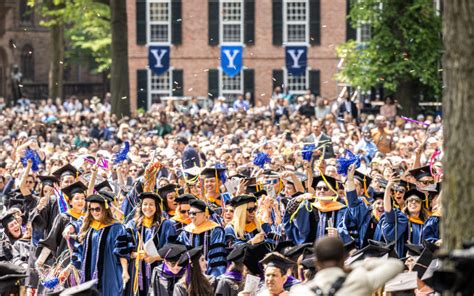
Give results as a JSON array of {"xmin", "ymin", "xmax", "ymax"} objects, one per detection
[
  {"xmin": 185, "ymin": 255, "xmax": 212, "ymax": 296},
  {"xmin": 133, "ymin": 198, "xmax": 162, "ymax": 228}
]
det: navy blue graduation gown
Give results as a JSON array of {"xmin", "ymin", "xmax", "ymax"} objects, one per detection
[
  {"xmin": 344, "ymin": 190, "xmax": 384, "ymax": 248},
  {"xmin": 72, "ymin": 222, "xmax": 133, "ymax": 296},
  {"xmin": 283, "ymin": 200, "xmax": 317, "ymax": 244},
  {"xmin": 382, "ymin": 210, "xmax": 424, "ymax": 256},
  {"xmin": 177, "ymin": 221, "xmax": 227, "ymax": 277},
  {"xmin": 422, "ymin": 215, "xmax": 440, "ymax": 243},
  {"xmin": 124, "ymin": 219, "xmax": 176, "ymax": 296}
]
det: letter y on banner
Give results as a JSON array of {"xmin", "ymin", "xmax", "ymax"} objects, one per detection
[
  {"xmin": 149, "ymin": 46, "xmax": 170, "ymax": 76},
  {"xmin": 221, "ymin": 45, "xmax": 243, "ymax": 78},
  {"xmin": 285, "ymin": 46, "xmax": 307, "ymax": 76}
]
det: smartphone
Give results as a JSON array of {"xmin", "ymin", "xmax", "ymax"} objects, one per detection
[{"xmin": 221, "ymin": 192, "xmax": 232, "ymax": 204}]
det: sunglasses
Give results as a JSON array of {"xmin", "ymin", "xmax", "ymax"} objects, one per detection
[
  {"xmin": 419, "ymin": 180, "xmax": 432, "ymax": 185},
  {"xmin": 26, "ymin": 181, "xmax": 35, "ymax": 184},
  {"xmin": 393, "ymin": 189, "xmax": 406, "ymax": 193},
  {"xmin": 247, "ymin": 206, "xmax": 257, "ymax": 213},
  {"xmin": 316, "ymin": 186, "xmax": 329, "ymax": 191},
  {"xmin": 89, "ymin": 207, "xmax": 102, "ymax": 213},
  {"xmin": 406, "ymin": 198, "xmax": 421, "ymax": 204},
  {"xmin": 180, "ymin": 210, "xmax": 189, "ymax": 214},
  {"xmin": 188, "ymin": 211, "xmax": 203, "ymax": 217}
]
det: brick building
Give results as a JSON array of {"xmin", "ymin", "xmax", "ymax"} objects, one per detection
[
  {"xmin": 0, "ymin": 0, "xmax": 105, "ymax": 103},
  {"xmin": 128, "ymin": 0, "xmax": 356, "ymax": 112}
]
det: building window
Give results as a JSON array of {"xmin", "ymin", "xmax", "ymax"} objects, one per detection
[
  {"xmin": 285, "ymin": 69, "xmax": 308, "ymax": 94},
  {"xmin": 148, "ymin": 0, "xmax": 171, "ymax": 44},
  {"xmin": 220, "ymin": 70, "xmax": 243, "ymax": 100},
  {"xmin": 220, "ymin": 0, "xmax": 243, "ymax": 43},
  {"xmin": 21, "ymin": 45, "xmax": 34, "ymax": 81},
  {"xmin": 149, "ymin": 70, "xmax": 172, "ymax": 105},
  {"xmin": 284, "ymin": 0, "xmax": 309, "ymax": 44},
  {"xmin": 357, "ymin": 22, "xmax": 371, "ymax": 43},
  {"xmin": 19, "ymin": 0, "xmax": 34, "ymax": 26}
]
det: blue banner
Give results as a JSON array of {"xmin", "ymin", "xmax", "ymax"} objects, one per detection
[
  {"xmin": 285, "ymin": 46, "xmax": 307, "ymax": 76},
  {"xmin": 149, "ymin": 46, "xmax": 170, "ymax": 76},
  {"xmin": 221, "ymin": 45, "xmax": 243, "ymax": 77}
]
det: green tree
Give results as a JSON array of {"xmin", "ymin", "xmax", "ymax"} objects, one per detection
[{"xmin": 336, "ymin": 0, "xmax": 443, "ymax": 116}]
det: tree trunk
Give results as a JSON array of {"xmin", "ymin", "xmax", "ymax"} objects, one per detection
[
  {"xmin": 48, "ymin": 23, "xmax": 64, "ymax": 100},
  {"xmin": 441, "ymin": 0, "xmax": 474, "ymax": 252},
  {"xmin": 394, "ymin": 80, "xmax": 418, "ymax": 117},
  {"xmin": 110, "ymin": 0, "xmax": 130, "ymax": 117}
]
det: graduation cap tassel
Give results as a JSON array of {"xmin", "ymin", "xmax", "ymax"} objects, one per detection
[{"xmin": 215, "ymin": 169, "xmax": 219, "ymax": 194}]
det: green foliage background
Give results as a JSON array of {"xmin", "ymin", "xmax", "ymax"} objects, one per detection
[{"xmin": 336, "ymin": 0, "xmax": 443, "ymax": 99}]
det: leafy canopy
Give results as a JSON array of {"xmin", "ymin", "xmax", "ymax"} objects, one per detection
[{"xmin": 336, "ymin": 0, "xmax": 443, "ymax": 97}]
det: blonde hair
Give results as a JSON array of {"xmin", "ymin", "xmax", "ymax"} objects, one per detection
[
  {"xmin": 79, "ymin": 203, "xmax": 116, "ymax": 242},
  {"xmin": 231, "ymin": 203, "xmax": 261, "ymax": 240}
]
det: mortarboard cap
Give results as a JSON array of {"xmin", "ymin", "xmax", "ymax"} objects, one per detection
[
  {"xmin": 0, "ymin": 262, "xmax": 27, "ymax": 293},
  {"xmin": 311, "ymin": 175, "xmax": 339, "ymax": 191},
  {"xmin": 421, "ymin": 258, "xmax": 439, "ymax": 287},
  {"xmin": 138, "ymin": 192, "xmax": 162, "ymax": 204},
  {"xmin": 175, "ymin": 194, "xmax": 197, "ymax": 204},
  {"xmin": 158, "ymin": 243, "xmax": 187, "ymax": 262},
  {"xmin": 405, "ymin": 243, "xmax": 424, "ymax": 257},
  {"xmin": 404, "ymin": 189, "xmax": 426, "ymax": 201},
  {"xmin": 301, "ymin": 256, "xmax": 316, "ymax": 270},
  {"xmin": 408, "ymin": 166, "xmax": 433, "ymax": 181},
  {"xmin": 227, "ymin": 244, "xmax": 247, "ymax": 264},
  {"xmin": 52, "ymin": 164, "xmax": 80, "ymax": 179},
  {"xmin": 229, "ymin": 195, "xmax": 257, "ymax": 208},
  {"xmin": 85, "ymin": 194, "xmax": 111, "ymax": 205},
  {"xmin": 244, "ymin": 242, "xmax": 269, "ymax": 275},
  {"xmin": 345, "ymin": 244, "xmax": 391, "ymax": 265},
  {"xmin": 189, "ymin": 199, "xmax": 214, "ymax": 215},
  {"xmin": 260, "ymin": 252, "xmax": 296, "ymax": 272},
  {"xmin": 384, "ymin": 272, "xmax": 418, "ymax": 292},
  {"xmin": 177, "ymin": 247, "xmax": 203, "ymax": 267},
  {"xmin": 284, "ymin": 243, "xmax": 313, "ymax": 261},
  {"xmin": 274, "ymin": 240, "xmax": 296, "ymax": 255},
  {"xmin": 0, "ymin": 212, "xmax": 16, "ymax": 229},
  {"xmin": 354, "ymin": 170, "xmax": 373, "ymax": 187},
  {"xmin": 371, "ymin": 191, "xmax": 385, "ymax": 200},
  {"xmin": 61, "ymin": 182, "xmax": 87, "ymax": 200},
  {"xmin": 413, "ymin": 247, "xmax": 434, "ymax": 278},
  {"xmin": 94, "ymin": 180, "xmax": 112, "ymax": 192},
  {"xmin": 157, "ymin": 184, "xmax": 179, "ymax": 199},
  {"xmin": 38, "ymin": 175, "xmax": 60, "ymax": 187},
  {"xmin": 59, "ymin": 279, "xmax": 100, "ymax": 295},
  {"xmin": 200, "ymin": 167, "xmax": 227, "ymax": 179}
]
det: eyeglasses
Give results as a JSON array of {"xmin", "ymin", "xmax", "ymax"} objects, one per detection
[
  {"xmin": 26, "ymin": 181, "xmax": 35, "ymax": 184},
  {"xmin": 188, "ymin": 211, "xmax": 203, "ymax": 217},
  {"xmin": 247, "ymin": 206, "xmax": 257, "ymax": 213},
  {"xmin": 316, "ymin": 186, "xmax": 329, "ymax": 191},
  {"xmin": 89, "ymin": 207, "xmax": 102, "ymax": 213},
  {"xmin": 180, "ymin": 210, "xmax": 189, "ymax": 214},
  {"xmin": 419, "ymin": 180, "xmax": 432, "ymax": 185}
]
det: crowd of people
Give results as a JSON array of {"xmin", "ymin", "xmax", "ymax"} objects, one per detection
[{"xmin": 0, "ymin": 88, "xmax": 443, "ymax": 296}]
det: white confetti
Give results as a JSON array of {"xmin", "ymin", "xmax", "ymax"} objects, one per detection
[
  {"xmin": 121, "ymin": 96, "xmax": 127, "ymax": 100},
  {"xmin": 188, "ymin": 88, "xmax": 193, "ymax": 91}
]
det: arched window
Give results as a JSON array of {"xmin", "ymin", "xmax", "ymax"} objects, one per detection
[
  {"xmin": 21, "ymin": 45, "xmax": 34, "ymax": 81},
  {"xmin": 19, "ymin": 0, "xmax": 34, "ymax": 26}
]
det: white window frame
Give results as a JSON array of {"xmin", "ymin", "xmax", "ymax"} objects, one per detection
[
  {"xmin": 356, "ymin": 21, "xmax": 371, "ymax": 43},
  {"xmin": 284, "ymin": 67, "xmax": 309, "ymax": 95},
  {"xmin": 147, "ymin": 0, "xmax": 172, "ymax": 45},
  {"xmin": 220, "ymin": 0, "xmax": 244, "ymax": 45},
  {"xmin": 219, "ymin": 68, "xmax": 243, "ymax": 101},
  {"xmin": 148, "ymin": 68, "xmax": 173, "ymax": 109},
  {"xmin": 283, "ymin": 0, "xmax": 309, "ymax": 45}
]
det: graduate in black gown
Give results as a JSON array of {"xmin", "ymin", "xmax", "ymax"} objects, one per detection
[
  {"xmin": 215, "ymin": 244, "xmax": 246, "ymax": 296},
  {"xmin": 35, "ymin": 181, "xmax": 87, "ymax": 288},
  {"xmin": 149, "ymin": 243, "xmax": 187, "ymax": 296},
  {"xmin": 173, "ymin": 247, "xmax": 215, "ymax": 296},
  {"xmin": 170, "ymin": 194, "xmax": 195, "ymax": 233}
]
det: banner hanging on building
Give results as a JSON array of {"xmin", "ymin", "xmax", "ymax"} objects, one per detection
[
  {"xmin": 285, "ymin": 46, "xmax": 307, "ymax": 76},
  {"xmin": 149, "ymin": 46, "xmax": 170, "ymax": 76},
  {"xmin": 221, "ymin": 45, "xmax": 243, "ymax": 78}
]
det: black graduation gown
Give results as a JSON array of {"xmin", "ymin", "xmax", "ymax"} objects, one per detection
[
  {"xmin": 149, "ymin": 264, "xmax": 184, "ymax": 296},
  {"xmin": 215, "ymin": 274, "xmax": 244, "ymax": 296}
]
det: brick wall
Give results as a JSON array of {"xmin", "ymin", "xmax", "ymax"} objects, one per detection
[{"xmin": 127, "ymin": 0, "xmax": 348, "ymax": 112}]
